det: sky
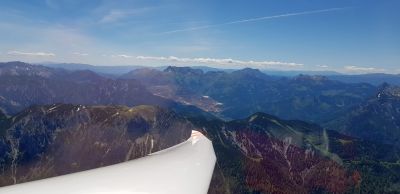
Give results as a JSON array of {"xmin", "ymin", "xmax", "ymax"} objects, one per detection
[{"xmin": 0, "ymin": 0, "xmax": 399, "ymax": 74}]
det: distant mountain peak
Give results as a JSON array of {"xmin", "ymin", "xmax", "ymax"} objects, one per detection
[
  {"xmin": 1, "ymin": 61, "xmax": 27, "ymax": 66},
  {"xmin": 231, "ymin": 68, "xmax": 269, "ymax": 79},
  {"xmin": 0, "ymin": 61, "xmax": 56, "ymax": 78},
  {"xmin": 233, "ymin": 67, "xmax": 262, "ymax": 74},
  {"xmin": 163, "ymin": 66, "xmax": 203, "ymax": 75},
  {"xmin": 240, "ymin": 67, "xmax": 260, "ymax": 72},
  {"xmin": 0, "ymin": 61, "xmax": 36, "ymax": 69}
]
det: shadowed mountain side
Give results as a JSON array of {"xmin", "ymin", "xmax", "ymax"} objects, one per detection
[
  {"xmin": 189, "ymin": 113, "xmax": 400, "ymax": 194},
  {"xmin": 0, "ymin": 104, "xmax": 193, "ymax": 186},
  {"xmin": 325, "ymin": 84, "xmax": 400, "ymax": 147}
]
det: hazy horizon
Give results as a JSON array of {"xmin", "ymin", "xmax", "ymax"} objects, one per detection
[
  {"xmin": 0, "ymin": 0, "xmax": 399, "ymax": 74},
  {"xmin": 4, "ymin": 60, "xmax": 400, "ymax": 76}
]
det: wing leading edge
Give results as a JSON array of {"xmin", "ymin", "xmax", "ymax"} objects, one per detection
[{"xmin": 0, "ymin": 130, "xmax": 216, "ymax": 194}]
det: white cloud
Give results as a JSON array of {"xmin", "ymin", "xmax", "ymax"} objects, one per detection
[
  {"xmin": 100, "ymin": 10, "xmax": 129, "ymax": 23},
  {"xmin": 136, "ymin": 55, "xmax": 303, "ymax": 68},
  {"xmin": 72, "ymin": 52, "xmax": 89, "ymax": 56},
  {"xmin": 316, "ymin": 65, "xmax": 329, "ymax": 68},
  {"xmin": 112, "ymin": 54, "xmax": 133, "ymax": 58},
  {"xmin": 344, "ymin": 65, "xmax": 385, "ymax": 73},
  {"xmin": 99, "ymin": 8, "xmax": 153, "ymax": 23},
  {"xmin": 7, "ymin": 51, "xmax": 55, "ymax": 57}
]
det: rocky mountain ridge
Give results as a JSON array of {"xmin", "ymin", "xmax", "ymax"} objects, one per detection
[{"xmin": 0, "ymin": 104, "xmax": 193, "ymax": 186}]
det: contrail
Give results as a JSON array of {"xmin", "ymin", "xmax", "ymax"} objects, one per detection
[{"xmin": 160, "ymin": 7, "xmax": 350, "ymax": 34}]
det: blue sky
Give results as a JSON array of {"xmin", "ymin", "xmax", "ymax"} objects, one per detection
[{"xmin": 0, "ymin": 0, "xmax": 399, "ymax": 73}]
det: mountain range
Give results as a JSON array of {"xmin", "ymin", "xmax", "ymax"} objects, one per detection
[
  {"xmin": 1, "ymin": 61, "xmax": 400, "ymax": 193},
  {"xmin": 122, "ymin": 66, "xmax": 377, "ymax": 123},
  {"xmin": 0, "ymin": 61, "xmax": 210, "ymax": 119},
  {"xmin": 328, "ymin": 74, "xmax": 400, "ymax": 86},
  {"xmin": 40, "ymin": 62, "xmax": 400, "ymax": 86}
]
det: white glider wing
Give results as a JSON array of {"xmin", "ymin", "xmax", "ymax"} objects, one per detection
[{"xmin": 0, "ymin": 130, "xmax": 216, "ymax": 194}]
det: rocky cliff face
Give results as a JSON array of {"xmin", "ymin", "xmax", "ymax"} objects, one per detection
[{"xmin": 0, "ymin": 104, "xmax": 193, "ymax": 186}]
